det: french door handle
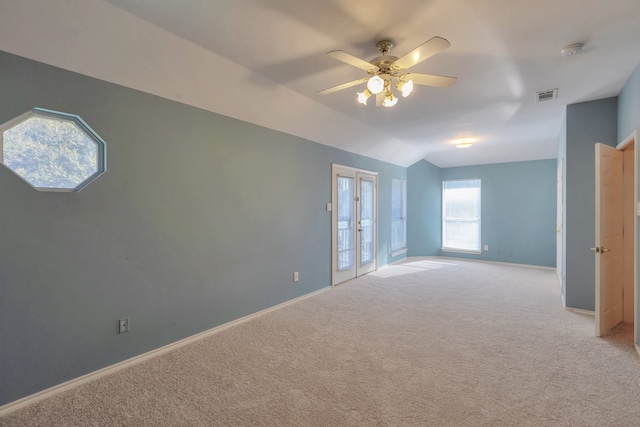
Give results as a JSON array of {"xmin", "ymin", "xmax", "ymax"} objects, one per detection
[
  {"xmin": 590, "ymin": 247, "xmax": 600, "ymax": 253},
  {"xmin": 590, "ymin": 247, "xmax": 610, "ymax": 253},
  {"xmin": 357, "ymin": 228, "xmax": 363, "ymax": 232}
]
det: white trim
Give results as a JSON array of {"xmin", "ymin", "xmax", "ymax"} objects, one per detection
[
  {"xmin": 565, "ymin": 306, "xmax": 596, "ymax": 316},
  {"xmin": 331, "ymin": 164, "xmax": 379, "ymax": 286},
  {"xmin": 390, "ymin": 248, "xmax": 408, "ymax": 257},
  {"xmin": 437, "ymin": 256, "xmax": 555, "ymax": 271},
  {"xmin": 441, "ymin": 248, "xmax": 482, "ymax": 255},
  {"xmin": 634, "ymin": 134, "xmax": 638, "ymax": 354},
  {"xmin": 0, "ymin": 286, "xmax": 331, "ymax": 417},
  {"xmin": 330, "ymin": 163, "xmax": 379, "ymax": 176},
  {"xmin": 617, "ymin": 130, "xmax": 637, "ymax": 151}
]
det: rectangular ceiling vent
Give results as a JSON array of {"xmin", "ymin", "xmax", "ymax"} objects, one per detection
[{"xmin": 536, "ymin": 89, "xmax": 558, "ymax": 102}]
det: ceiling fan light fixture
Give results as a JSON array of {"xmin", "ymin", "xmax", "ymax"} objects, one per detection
[
  {"xmin": 357, "ymin": 89, "xmax": 372, "ymax": 105},
  {"xmin": 367, "ymin": 75, "xmax": 385, "ymax": 94},
  {"xmin": 383, "ymin": 92, "xmax": 398, "ymax": 107},
  {"xmin": 320, "ymin": 37, "xmax": 456, "ymax": 108},
  {"xmin": 398, "ymin": 79, "xmax": 414, "ymax": 97}
]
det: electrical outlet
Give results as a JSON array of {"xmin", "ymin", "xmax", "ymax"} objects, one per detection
[
  {"xmin": 484, "ymin": 245, "xmax": 489, "ymax": 251},
  {"xmin": 293, "ymin": 272, "xmax": 299, "ymax": 282},
  {"xmin": 119, "ymin": 317, "xmax": 130, "ymax": 334}
]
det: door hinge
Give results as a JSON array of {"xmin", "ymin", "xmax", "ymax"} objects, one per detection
[{"xmin": 355, "ymin": 196, "xmax": 360, "ymax": 202}]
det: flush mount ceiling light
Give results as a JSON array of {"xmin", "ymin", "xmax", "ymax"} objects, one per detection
[
  {"xmin": 452, "ymin": 138, "xmax": 476, "ymax": 149},
  {"xmin": 318, "ymin": 38, "xmax": 457, "ymax": 107},
  {"xmin": 561, "ymin": 42, "xmax": 585, "ymax": 57}
]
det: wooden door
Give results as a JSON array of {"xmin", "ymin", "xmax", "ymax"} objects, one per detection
[{"xmin": 595, "ymin": 143, "xmax": 624, "ymax": 336}]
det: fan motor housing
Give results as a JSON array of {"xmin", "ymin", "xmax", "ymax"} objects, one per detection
[{"xmin": 370, "ymin": 55, "xmax": 399, "ymax": 72}]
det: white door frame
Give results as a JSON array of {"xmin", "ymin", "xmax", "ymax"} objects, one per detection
[
  {"xmin": 331, "ymin": 164, "xmax": 378, "ymax": 286},
  {"xmin": 556, "ymin": 159, "xmax": 564, "ymax": 287}
]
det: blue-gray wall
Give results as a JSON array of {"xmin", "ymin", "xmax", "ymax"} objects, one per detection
[
  {"xmin": 618, "ymin": 60, "xmax": 640, "ymax": 344},
  {"xmin": 564, "ymin": 97, "xmax": 618, "ymax": 311},
  {"xmin": 618, "ymin": 63, "xmax": 640, "ymax": 141},
  {"xmin": 407, "ymin": 160, "xmax": 442, "ymax": 256},
  {"xmin": 440, "ymin": 160, "xmax": 556, "ymax": 267},
  {"xmin": 407, "ymin": 159, "xmax": 556, "ymax": 267},
  {"xmin": 0, "ymin": 51, "xmax": 406, "ymax": 405}
]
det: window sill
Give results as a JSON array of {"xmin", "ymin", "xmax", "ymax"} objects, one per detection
[
  {"xmin": 390, "ymin": 248, "xmax": 408, "ymax": 257},
  {"xmin": 441, "ymin": 247, "xmax": 482, "ymax": 255}
]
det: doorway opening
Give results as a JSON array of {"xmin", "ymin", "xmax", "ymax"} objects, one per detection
[
  {"xmin": 595, "ymin": 131, "xmax": 637, "ymax": 347},
  {"xmin": 331, "ymin": 164, "xmax": 378, "ymax": 286}
]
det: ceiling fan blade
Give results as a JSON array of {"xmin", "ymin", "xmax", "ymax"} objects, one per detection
[
  {"xmin": 405, "ymin": 73, "xmax": 457, "ymax": 88},
  {"xmin": 318, "ymin": 77, "xmax": 368, "ymax": 95},
  {"xmin": 327, "ymin": 50, "xmax": 379, "ymax": 73},
  {"xmin": 392, "ymin": 36, "xmax": 451, "ymax": 71}
]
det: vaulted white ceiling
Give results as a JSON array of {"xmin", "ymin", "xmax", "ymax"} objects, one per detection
[{"xmin": 2, "ymin": 0, "xmax": 640, "ymax": 167}]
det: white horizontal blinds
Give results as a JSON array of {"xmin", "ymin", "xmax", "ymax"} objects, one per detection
[
  {"xmin": 442, "ymin": 179, "xmax": 481, "ymax": 251},
  {"xmin": 391, "ymin": 179, "xmax": 407, "ymax": 252},
  {"xmin": 337, "ymin": 176, "xmax": 355, "ymax": 271},
  {"xmin": 360, "ymin": 178, "xmax": 375, "ymax": 265}
]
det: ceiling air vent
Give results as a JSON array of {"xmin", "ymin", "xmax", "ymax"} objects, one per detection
[{"xmin": 536, "ymin": 89, "xmax": 558, "ymax": 102}]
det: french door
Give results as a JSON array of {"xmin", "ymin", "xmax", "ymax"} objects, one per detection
[{"xmin": 332, "ymin": 165, "xmax": 377, "ymax": 286}]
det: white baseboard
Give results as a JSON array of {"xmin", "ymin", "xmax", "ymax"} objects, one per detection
[
  {"xmin": 436, "ymin": 256, "xmax": 556, "ymax": 271},
  {"xmin": 0, "ymin": 286, "xmax": 331, "ymax": 417},
  {"xmin": 564, "ymin": 306, "xmax": 595, "ymax": 316}
]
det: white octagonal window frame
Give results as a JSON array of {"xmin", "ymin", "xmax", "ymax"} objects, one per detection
[{"xmin": 0, "ymin": 108, "xmax": 106, "ymax": 192}]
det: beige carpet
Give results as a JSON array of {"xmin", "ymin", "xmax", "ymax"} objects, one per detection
[{"xmin": 2, "ymin": 257, "xmax": 640, "ymax": 426}]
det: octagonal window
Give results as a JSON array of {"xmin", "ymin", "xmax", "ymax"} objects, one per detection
[{"xmin": 0, "ymin": 108, "xmax": 106, "ymax": 192}]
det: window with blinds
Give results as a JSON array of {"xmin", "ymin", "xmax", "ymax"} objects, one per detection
[
  {"xmin": 442, "ymin": 179, "xmax": 481, "ymax": 252},
  {"xmin": 391, "ymin": 178, "xmax": 407, "ymax": 254}
]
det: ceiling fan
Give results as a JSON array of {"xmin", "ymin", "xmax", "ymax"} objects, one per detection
[{"xmin": 318, "ymin": 37, "xmax": 457, "ymax": 107}]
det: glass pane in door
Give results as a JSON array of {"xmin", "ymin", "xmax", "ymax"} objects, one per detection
[
  {"xmin": 337, "ymin": 176, "xmax": 355, "ymax": 271},
  {"xmin": 360, "ymin": 178, "xmax": 375, "ymax": 265}
]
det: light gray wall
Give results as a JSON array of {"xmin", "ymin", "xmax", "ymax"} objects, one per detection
[
  {"xmin": 564, "ymin": 97, "xmax": 618, "ymax": 311},
  {"xmin": 0, "ymin": 51, "xmax": 406, "ymax": 405},
  {"xmin": 407, "ymin": 160, "xmax": 442, "ymax": 256}
]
